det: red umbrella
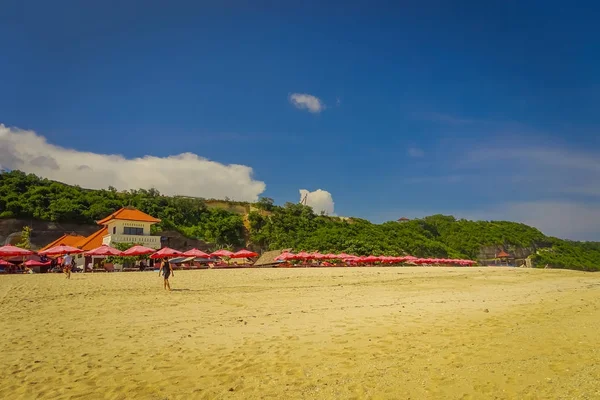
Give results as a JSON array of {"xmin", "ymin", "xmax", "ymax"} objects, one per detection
[
  {"xmin": 310, "ymin": 252, "xmax": 326, "ymax": 260},
  {"xmin": 39, "ymin": 245, "xmax": 83, "ymax": 256},
  {"xmin": 362, "ymin": 256, "xmax": 380, "ymax": 263},
  {"xmin": 122, "ymin": 245, "xmax": 156, "ymax": 257},
  {"xmin": 183, "ymin": 248, "xmax": 210, "ymax": 258},
  {"xmin": 23, "ymin": 259, "xmax": 51, "ymax": 267},
  {"xmin": 295, "ymin": 251, "xmax": 313, "ymax": 259},
  {"xmin": 0, "ymin": 245, "xmax": 34, "ymax": 257},
  {"xmin": 231, "ymin": 249, "xmax": 259, "ymax": 258},
  {"xmin": 275, "ymin": 252, "xmax": 296, "ymax": 261},
  {"xmin": 150, "ymin": 247, "xmax": 183, "ymax": 259},
  {"xmin": 0, "ymin": 260, "xmax": 13, "ymax": 266},
  {"xmin": 323, "ymin": 253, "xmax": 338, "ymax": 259},
  {"xmin": 85, "ymin": 245, "xmax": 123, "ymax": 257},
  {"xmin": 210, "ymin": 249, "xmax": 234, "ymax": 258},
  {"xmin": 337, "ymin": 253, "xmax": 352, "ymax": 258}
]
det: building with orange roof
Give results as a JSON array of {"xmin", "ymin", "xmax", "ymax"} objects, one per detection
[
  {"xmin": 96, "ymin": 207, "xmax": 162, "ymax": 250},
  {"xmin": 96, "ymin": 207, "xmax": 161, "ymax": 225},
  {"xmin": 76, "ymin": 227, "xmax": 108, "ymax": 251},
  {"xmin": 39, "ymin": 233, "xmax": 86, "ymax": 252},
  {"xmin": 39, "ymin": 207, "xmax": 163, "ymax": 269},
  {"xmin": 496, "ymin": 250, "xmax": 510, "ymax": 258}
]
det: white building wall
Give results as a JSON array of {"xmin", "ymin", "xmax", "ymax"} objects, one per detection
[
  {"xmin": 102, "ymin": 219, "xmax": 161, "ymax": 249},
  {"xmin": 105, "ymin": 220, "xmax": 153, "ymax": 236}
]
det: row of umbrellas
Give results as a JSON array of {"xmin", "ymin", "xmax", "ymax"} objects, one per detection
[
  {"xmin": 0, "ymin": 243, "xmax": 259, "ymax": 265},
  {"xmin": 275, "ymin": 251, "xmax": 476, "ymax": 266}
]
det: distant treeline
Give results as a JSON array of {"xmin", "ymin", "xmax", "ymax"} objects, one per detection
[{"xmin": 1, "ymin": 170, "xmax": 599, "ymax": 271}]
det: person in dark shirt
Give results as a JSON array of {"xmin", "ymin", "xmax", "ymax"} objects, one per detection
[{"xmin": 158, "ymin": 258, "xmax": 173, "ymax": 291}]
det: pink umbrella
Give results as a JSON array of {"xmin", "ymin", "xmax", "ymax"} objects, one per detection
[
  {"xmin": 210, "ymin": 249, "xmax": 234, "ymax": 258},
  {"xmin": 39, "ymin": 245, "xmax": 83, "ymax": 256},
  {"xmin": 23, "ymin": 259, "xmax": 51, "ymax": 267},
  {"xmin": 310, "ymin": 252, "xmax": 326, "ymax": 260},
  {"xmin": 323, "ymin": 253, "xmax": 338, "ymax": 259},
  {"xmin": 85, "ymin": 245, "xmax": 123, "ymax": 257},
  {"xmin": 275, "ymin": 252, "xmax": 296, "ymax": 261},
  {"xmin": 122, "ymin": 245, "xmax": 156, "ymax": 257},
  {"xmin": 183, "ymin": 248, "xmax": 210, "ymax": 258},
  {"xmin": 295, "ymin": 251, "xmax": 313, "ymax": 260},
  {"xmin": 0, "ymin": 260, "xmax": 13, "ymax": 266},
  {"xmin": 231, "ymin": 249, "xmax": 259, "ymax": 258},
  {"xmin": 363, "ymin": 255, "xmax": 379, "ymax": 263},
  {"xmin": 337, "ymin": 253, "xmax": 352, "ymax": 259},
  {"xmin": 150, "ymin": 247, "xmax": 183, "ymax": 259},
  {"xmin": 0, "ymin": 245, "xmax": 35, "ymax": 257}
]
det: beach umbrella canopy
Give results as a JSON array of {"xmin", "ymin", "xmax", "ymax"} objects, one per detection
[
  {"xmin": 39, "ymin": 245, "xmax": 83, "ymax": 256},
  {"xmin": 362, "ymin": 255, "xmax": 379, "ymax": 263},
  {"xmin": 183, "ymin": 248, "xmax": 210, "ymax": 258},
  {"xmin": 337, "ymin": 253, "xmax": 353, "ymax": 259},
  {"xmin": 275, "ymin": 252, "xmax": 296, "ymax": 261},
  {"xmin": 323, "ymin": 253, "xmax": 338, "ymax": 259},
  {"xmin": 210, "ymin": 249, "xmax": 234, "ymax": 258},
  {"xmin": 230, "ymin": 249, "xmax": 259, "ymax": 258},
  {"xmin": 0, "ymin": 245, "xmax": 35, "ymax": 257},
  {"xmin": 295, "ymin": 251, "xmax": 313, "ymax": 259},
  {"xmin": 310, "ymin": 252, "xmax": 326, "ymax": 260},
  {"xmin": 23, "ymin": 259, "xmax": 51, "ymax": 267},
  {"xmin": 150, "ymin": 247, "xmax": 183, "ymax": 259},
  {"xmin": 85, "ymin": 245, "xmax": 123, "ymax": 257},
  {"xmin": 0, "ymin": 259, "xmax": 13, "ymax": 266},
  {"xmin": 122, "ymin": 245, "xmax": 156, "ymax": 257}
]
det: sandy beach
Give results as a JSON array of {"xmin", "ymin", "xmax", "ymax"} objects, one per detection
[{"xmin": 1, "ymin": 267, "xmax": 599, "ymax": 399}]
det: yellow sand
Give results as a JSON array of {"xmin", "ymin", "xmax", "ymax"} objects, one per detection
[{"xmin": 1, "ymin": 267, "xmax": 599, "ymax": 399}]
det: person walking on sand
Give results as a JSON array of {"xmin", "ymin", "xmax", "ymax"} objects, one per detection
[
  {"xmin": 158, "ymin": 258, "xmax": 173, "ymax": 291},
  {"xmin": 63, "ymin": 253, "xmax": 73, "ymax": 279}
]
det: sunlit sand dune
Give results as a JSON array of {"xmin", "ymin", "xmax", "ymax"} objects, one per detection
[{"xmin": 1, "ymin": 267, "xmax": 599, "ymax": 399}]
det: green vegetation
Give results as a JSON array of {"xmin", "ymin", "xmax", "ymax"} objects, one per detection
[
  {"xmin": 1, "ymin": 170, "xmax": 599, "ymax": 271},
  {"xmin": 15, "ymin": 225, "xmax": 32, "ymax": 249},
  {"xmin": 0, "ymin": 170, "xmax": 245, "ymax": 247},
  {"xmin": 248, "ymin": 207, "xmax": 546, "ymax": 259}
]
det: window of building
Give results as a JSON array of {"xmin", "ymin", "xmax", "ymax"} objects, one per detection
[
  {"xmin": 113, "ymin": 227, "xmax": 116, "ymax": 234},
  {"xmin": 123, "ymin": 227, "xmax": 144, "ymax": 235}
]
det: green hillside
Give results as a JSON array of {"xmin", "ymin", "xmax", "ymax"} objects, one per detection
[{"xmin": 1, "ymin": 170, "xmax": 599, "ymax": 271}]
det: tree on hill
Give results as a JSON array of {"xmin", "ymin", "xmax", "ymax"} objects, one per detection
[{"xmin": 15, "ymin": 225, "xmax": 32, "ymax": 249}]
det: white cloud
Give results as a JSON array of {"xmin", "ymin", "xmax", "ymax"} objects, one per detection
[
  {"xmin": 407, "ymin": 147, "xmax": 424, "ymax": 157},
  {"xmin": 289, "ymin": 93, "xmax": 325, "ymax": 113},
  {"xmin": 299, "ymin": 189, "xmax": 335, "ymax": 215},
  {"xmin": 0, "ymin": 124, "xmax": 266, "ymax": 201}
]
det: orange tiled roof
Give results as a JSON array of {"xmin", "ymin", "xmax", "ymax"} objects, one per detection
[
  {"xmin": 497, "ymin": 250, "xmax": 510, "ymax": 258},
  {"xmin": 76, "ymin": 227, "xmax": 108, "ymax": 251},
  {"xmin": 39, "ymin": 233, "xmax": 86, "ymax": 252},
  {"xmin": 96, "ymin": 208, "xmax": 161, "ymax": 225}
]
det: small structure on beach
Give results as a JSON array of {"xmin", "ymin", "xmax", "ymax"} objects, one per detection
[
  {"xmin": 495, "ymin": 250, "xmax": 513, "ymax": 266},
  {"xmin": 253, "ymin": 249, "xmax": 287, "ymax": 268}
]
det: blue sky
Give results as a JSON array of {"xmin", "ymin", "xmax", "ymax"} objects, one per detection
[{"xmin": 2, "ymin": 1, "xmax": 600, "ymax": 240}]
